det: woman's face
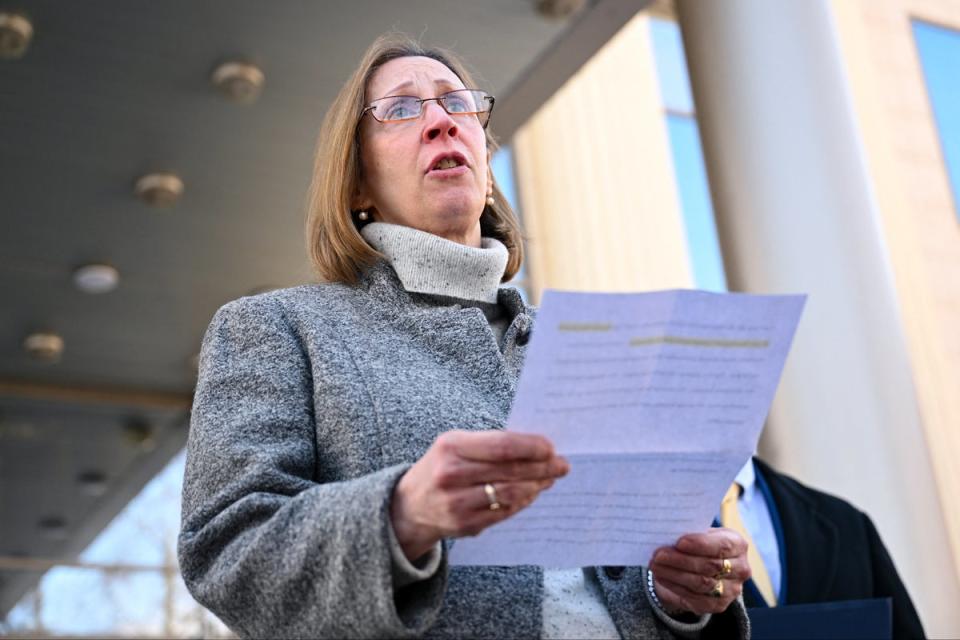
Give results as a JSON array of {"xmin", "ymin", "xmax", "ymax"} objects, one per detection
[{"xmin": 355, "ymin": 56, "xmax": 491, "ymax": 246}]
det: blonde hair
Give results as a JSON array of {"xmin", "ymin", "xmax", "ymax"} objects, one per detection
[{"xmin": 305, "ymin": 32, "xmax": 524, "ymax": 284}]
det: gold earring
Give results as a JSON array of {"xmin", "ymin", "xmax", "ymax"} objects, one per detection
[{"xmin": 358, "ymin": 210, "xmax": 369, "ymax": 221}]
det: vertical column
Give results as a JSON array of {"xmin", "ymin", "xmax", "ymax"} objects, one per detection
[{"xmin": 676, "ymin": 0, "xmax": 959, "ymax": 633}]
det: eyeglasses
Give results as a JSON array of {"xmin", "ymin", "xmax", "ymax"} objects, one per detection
[{"xmin": 362, "ymin": 89, "xmax": 495, "ymax": 128}]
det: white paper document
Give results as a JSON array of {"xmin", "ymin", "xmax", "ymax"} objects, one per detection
[{"xmin": 450, "ymin": 289, "xmax": 805, "ymax": 567}]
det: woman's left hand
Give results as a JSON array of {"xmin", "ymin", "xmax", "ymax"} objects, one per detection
[{"xmin": 648, "ymin": 527, "xmax": 751, "ymax": 616}]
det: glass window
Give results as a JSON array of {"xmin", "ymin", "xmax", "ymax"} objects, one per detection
[
  {"xmin": 665, "ymin": 115, "xmax": 727, "ymax": 292},
  {"xmin": 491, "ymin": 144, "xmax": 529, "ymax": 298},
  {"xmin": 649, "ymin": 18, "xmax": 695, "ymax": 115},
  {"xmin": 491, "ymin": 145, "xmax": 520, "ymax": 212},
  {"xmin": 913, "ymin": 20, "xmax": 960, "ymax": 221},
  {"xmin": 650, "ymin": 17, "xmax": 727, "ymax": 291}
]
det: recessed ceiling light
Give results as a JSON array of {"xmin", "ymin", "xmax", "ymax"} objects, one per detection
[
  {"xmin": 77, "ymin": 470, "xmax": 108, "ymax": 497},
  {"xmin": 122, "ymin": 418, "xmax": 156, "ymax": 452},
  {"xmin": 73, "ymin": 263, "xmax": 119, "ymax": 294},
  {"xmin": 211, "ymin": 60, "xmax": 265, "ymax": 103},
  {"xmin": 23, "ymin": 331, "xmax": 64, "ymax": 361},
  {"xmin": 0, "ymin": 420, "xmax": 37, "ymax": 440},
  {"xmin": 134, "ymin": 172, "xmax": 184, "ymax": 207},
  {"xmin": 0, "ymin": 12, "xmax": 33, "ymax": 59},
  {"xmin": 534, "ymin": 0, "xmax": 586, "ymax": 20},
  {"xmin": 37, "ymin": 516, "xmax": 68, "ymax": 540}
]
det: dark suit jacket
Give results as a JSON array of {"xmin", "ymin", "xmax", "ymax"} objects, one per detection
[{"xmin": 748, "ymin": 459, "xmax": 925, "ymax": 639}]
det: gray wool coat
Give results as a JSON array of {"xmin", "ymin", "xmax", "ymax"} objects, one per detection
[{"xmin": 178, "ymin": 261, "xmax": 750, "ymax": 640}]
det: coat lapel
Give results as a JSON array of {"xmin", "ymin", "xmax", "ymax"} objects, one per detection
[
  {"xmin": 497, "ymin": 286, "xmax": 534, "ymax": 379},
  {"xmin": 360, "ymin": 261, "xmax": 533, "ymax": 416},
  {"xmin": 754, "ymin": 459, "xmax": 840, "ymax": 604}
]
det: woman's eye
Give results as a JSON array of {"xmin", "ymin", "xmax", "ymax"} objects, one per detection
[
  {"xmin": 383, "ymin": 99, "xmax": 418, "ymax": 120},
  {"xmin": 444, "ymin": 97, "xmax": 471, "ymax": 113},
  {"xmin": 387, "ymin": 107, "xmax": 412, "ymax": 119}
]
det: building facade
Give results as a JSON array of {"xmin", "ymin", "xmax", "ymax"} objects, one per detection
[{"xmin": 512, "ymin": 2, "xmax": 960, "ymax": 635}]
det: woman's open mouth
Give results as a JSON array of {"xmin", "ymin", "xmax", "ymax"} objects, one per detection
[
  {"xmin": 426, "ymin": 153, "xmax": 469, "ymax": 178},
  {"xmin": 428, "ymin": 165, "xmax": 469, "ymax": 178}
]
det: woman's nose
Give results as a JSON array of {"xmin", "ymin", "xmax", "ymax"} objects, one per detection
[{"xmin": 422, "ymin": 101, "xmax": 458, "ymax": 141}]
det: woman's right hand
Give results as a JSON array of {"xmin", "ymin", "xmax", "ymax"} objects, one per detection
[{"xmin": 390, "ymin": 430, "xmax": 570, "ymax": 562}]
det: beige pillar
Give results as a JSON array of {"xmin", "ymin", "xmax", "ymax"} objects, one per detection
[
  {"xmin": 830, "ymin": 0, "xmax": 960, "ymax": 608},
  {"xmin": 677, "ymin": 0, "xmax": 960, "ymax": 634}
]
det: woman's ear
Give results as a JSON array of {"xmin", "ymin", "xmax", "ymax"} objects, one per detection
[
  {"xmin": 352, "ymin": 181, "xmax": 373, "ymax": 213},
  {"xmin": 486, "ymin": 158, "xmax": 494, "ymax": 198}
]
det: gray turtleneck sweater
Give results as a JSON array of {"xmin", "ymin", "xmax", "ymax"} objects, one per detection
[
  {"xmin": 360, "ymin": 222, "xmax": 512, "ymax": 343},
  {"xmin": 360, "ymin": 223, "xmax": 711, "ymax": 640}
]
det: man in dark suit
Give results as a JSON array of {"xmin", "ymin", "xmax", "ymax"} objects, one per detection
[{"xmin": 728, "ymin": 458, "xmax": 925, "ymax": 639}]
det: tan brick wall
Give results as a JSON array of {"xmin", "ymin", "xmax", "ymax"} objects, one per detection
[{"xmin": 513, "ymin": 14, "xmax": 692, "ymax": 301}]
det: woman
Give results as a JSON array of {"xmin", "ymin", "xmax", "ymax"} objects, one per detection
[{"xmin": 179, "ymin": 33, "xmax": 751, "ymax": 639}]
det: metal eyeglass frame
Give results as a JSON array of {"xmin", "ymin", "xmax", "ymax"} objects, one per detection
[{"xmin": 361, "ymin": 89, "xmax": 495, "ymax": 129}]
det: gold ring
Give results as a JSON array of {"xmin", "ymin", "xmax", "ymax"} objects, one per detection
[
  {"xmin": 710, "ymin": 580, "xmax": 724, "ymax": 598},
  {"xmin": 483, "ymin": 483, "xmax": 501, "ymax": 511},
  {"xmin": 715, "ymin": 558, "xmax": 732, "ymax": 579}
]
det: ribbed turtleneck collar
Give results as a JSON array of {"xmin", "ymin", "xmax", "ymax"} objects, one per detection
[{"xmin": 360, "ymin": 222, "xmax": 508, "ymax": 304}]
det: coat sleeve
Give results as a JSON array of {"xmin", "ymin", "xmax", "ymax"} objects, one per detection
[
  {"xmin": 863, "ymin": 513, "xmax": 926, "ymax": 640},
  {"xmin": 177, "ymin": 296, "xmax": 447, "ymax": 639}
]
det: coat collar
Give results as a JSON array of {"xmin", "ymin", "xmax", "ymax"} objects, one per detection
[
  {"xmin": 360, "ymin": 259, "xmax": 534, "ymax": 322},
  {"xmin": 360, "ymin": 222, "xmax": 509, "ymax": 303},
  {"xmin": 358, "ymin": 260, "xmax": 535, "ymax": 382}
]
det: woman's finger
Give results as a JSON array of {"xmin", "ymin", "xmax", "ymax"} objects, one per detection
[
  {"xmin": 650, "ymin": 562, "xmax": 735, "ymax": 597},
  {"xmin": 448, "ymin": 479, "xmax": 555, "ymax": 536},
  {"xmin": 460, "ymin": 479, "xmax": 555, "ymax": 514},
  {"xmin": 440, "ymin": 430, "xmax": 557, "ymax": 463},
  {"xmin": 431, "ymin": 455, "xmax": 569, "ymax": 489},
  {"xmin": 654, "ymin": 573, "xmax": 740, "ymax": 615},
  {"xmin": 674, "ymin": 527, "xmax": 747, "ymax": 559},
  {"xmin": 651, "ymin": 547, "xmax": 751, "ymax": 582}
]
